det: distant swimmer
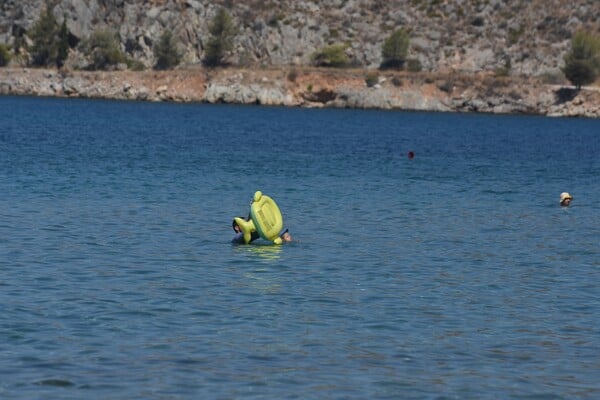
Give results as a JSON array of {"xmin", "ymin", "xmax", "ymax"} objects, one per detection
[
  {"xmin": 231, "ymin": 191, "xmax": 293, "ymax": 245},
  {"xmin": 560, "ymin": 192, "xmax": 573, "ymax": 207},
  {"xmin": 278, "ymin": 228, "xmax": 293, "ymax": 243},
  {"xmin": 231, "ymin": 218, "xmax": 293, "ymax": 244},
  {"xmin": 408, "ymin": 151, "xmax": 415, "ymax": 159}
]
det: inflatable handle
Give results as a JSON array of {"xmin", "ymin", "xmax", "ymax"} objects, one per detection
[
  {"xmin": 234, "ymin": 217, "xmax": 256, "ymax": 244},
  {"xmin": 254, "ymin": 191, "xmax": 263, "ymax": 202}
]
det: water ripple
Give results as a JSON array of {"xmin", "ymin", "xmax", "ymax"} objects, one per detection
[{"xmin": 1, "ymin": 97, "xmax": 599, "ymax": 399}]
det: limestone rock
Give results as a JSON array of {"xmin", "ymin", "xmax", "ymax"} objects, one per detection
[{"xmin": 1, "ymin": 0, "xmax": 598, "ymax": 75}]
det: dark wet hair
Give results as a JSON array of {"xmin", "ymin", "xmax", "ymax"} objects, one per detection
[{"xmin": 232, "ymin": 217, "xmax": 241, "ymax": 231}]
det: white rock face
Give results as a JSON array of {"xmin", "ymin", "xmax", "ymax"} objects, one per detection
[{"xmin": 1, "ymin": 0, "xmax": 598, "ymax": 75}]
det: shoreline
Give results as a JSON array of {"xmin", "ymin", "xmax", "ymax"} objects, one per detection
[{"xmin": 1, "ymin": 67, "xmax": 599, "ymax": 118}]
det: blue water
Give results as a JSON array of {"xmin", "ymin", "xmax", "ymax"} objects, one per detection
[{"xmin": 1, "ymin": 96, "xmax": 599, "ymax": 399}]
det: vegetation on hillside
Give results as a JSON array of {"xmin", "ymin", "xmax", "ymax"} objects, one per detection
[
  {"xmin": 153, "ymin": 30, "xmax": 182, "ymax": 70},
  {"xmin": 312, "ymin": 43, "xmax": 350, "ymax": 68},
  {"xmin": 562, "ymin": 31, "xmax": 600, "ymax": 89},
  {"xmin": 79, "ymin": 30, "xmax": 126, "ymax": 70},
  {"xmin": 380, "ymin": 29, "xmax": 409, "ymax": 69},
  {"xmin": 28, "ymin": 4, "xmax": 69, "ymax": 67},
  {"xmin": 0, "ymin": 44, "xmax": 11, "ymax": 67},
  {"xmin": 203, "ymin": 8, "xmax": 237, "ymax": 67},
  {"xmin": 56, "ymin": 19, "xmax": 69, "ymax": 67}
]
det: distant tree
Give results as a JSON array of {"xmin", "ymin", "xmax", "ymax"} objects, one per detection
[
  {"xmin": 380, "ymin": 28, "xmax": 409, "ymax": 69},
  {"xmin": 28, "ymin": 3, "xmax": 70, "ymax": 68},
  {"xmin": 153, "ymin": 30, "xmax": 182, "ymax": 70},
  {"xmin": 12, "ymin": 29, "xmax": 29, "ymax": 65},
  {"xmin": 56, "ymin": 18, "xmax": 70, "ymax": 67},
  {"xmin": 312, "ymin": 43, "xmax": 350, "ymax": 68},
  {"xmin": 562, "ymin": 31, "xmax": 600, "ymax": 89},
  {"xmin": 126, "ymin": 58, "xmax": 146, "ymax": 71},
  {"xmin": 406, "ymin": 58, "xmax": 422, "ymax": 72},
  {"xmin": 365, "ymin": 71, "xmax": 379, "ymax": 87},
  {"xmin": 29, "ymin": 5, "xmax": 60, "ymax": 66},
  {"xmin": 0, "ymin": 44, "xmax": 11, "ymax": 66},
  {"xmin": 563, "ymin": 59, "xmax": 596, "ymax": 90},
  {"xmin": 203, "ymin": 8, "xmax": 237, "ymax": 67},
  {"xmin": 80, "ymin": 30, "xmax": 126, "ymax": 70}
]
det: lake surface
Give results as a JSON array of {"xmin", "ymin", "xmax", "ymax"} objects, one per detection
[{"xmin": 1, "ymin": 96, "xmax": 599, "ymax": 399}]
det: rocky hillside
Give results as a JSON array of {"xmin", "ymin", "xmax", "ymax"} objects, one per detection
[{"xmin": 1, "ymin": 0, "xmax": 599, "ymax": 76}]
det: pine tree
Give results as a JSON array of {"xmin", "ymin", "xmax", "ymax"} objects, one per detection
[
  {"xmin": 381, "ymin": 29, "xmax": 409, "ymax": 69},
  {"xmin": 203, "ymin": 8, "xmax": 237, "ymax": 67},
  {"xmin": 562, "ymin": 31, "xmax": 600, "ymax": 90},
  {"xmin": 56, "ymin": 19, "xmax": 69, "ymax": 67},
  {"xmin": 29, "ymin": 6, "xmax": 60, "ymax": 66},
  {"xmin": 0, "ymin": 44, "xmax": 11, "ymax": 67},
  {"xmin": 80, "ymin": 30, "xmax": 125, "ymax": 70},
  {"xmin": 153, "ymin": 30, "xmax": 182, "ymax": 70},
  {"xmin": 312, "ymin": 44, "xmax": 350, "ymax": 68}
]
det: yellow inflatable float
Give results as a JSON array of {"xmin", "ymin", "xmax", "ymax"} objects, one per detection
[{"xmin": 234, "ymin": 191, "xmax": 285, "ymax": 245}]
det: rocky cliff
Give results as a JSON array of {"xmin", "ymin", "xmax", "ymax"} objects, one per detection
[
  {"xmin": 1, "ymin": 0, "xmax": 599, "ymax": 75},
  {"xmin": 2, "ymin": 66, "xmax": 599, "ymax": 118},
  {"xmin": 1, "ymin": 1, "xmax": 599, "ymax": 118}
]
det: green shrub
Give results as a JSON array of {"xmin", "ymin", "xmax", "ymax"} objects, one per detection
[
  {"xmin": 127, "ymin": 58, "xmax": 146, "ymax": 71},
  {"xmin": 153, "ymin": 30, "xmax": 182, "ymax": 70},
  {"xmin": 365, "ymin": 71, "xmax": 379, "ymax": 87},
  {"xmin": 287, "ymin": 69, "xmax": 298, "ymax": 82},
  {"xmin": 494, "ymin": 56, "xmax": 511, "ymax": 77},
  {"xmin": 203, "ymin": 8, "xmax": 237, "ymax": 67},
  {"xmin": 28, "ymin": 5, "xmax": 70, "ymax": 67},
  {"xmin": 562, "ymin": 31, "xmax": 600, "ymax": 89},
  {"xmin": 508, "ymin": 26, "xmax": 524, "ymax": 46},
  {"xmin": 28, "ymin": 6, "xmax": 58, "ymax": 66},
  {"xmin": 494, "ymin": 67, "xmax": 509, "ymax": 77},
  {"xmin": 0, "ymin": 44, "xmax": 11, "ymax": 66},
  {"xmin": 80, "ymin": 30, "xmax": 126, "ymax": 70},
  {"xmin": 563, "ymin": 59, "xmax": 596, "ymax": 89},
  {"xmin": 380, "ymin": 28, "xmax": 409, "ymax": 69},
  {"xmin": 406, "ymin": 58, "xmax": 422, "ymax": 72},
  {"xmin": 12, "ymin": 35, "xmax": 28, "ymax": 65},
  {"xmin": 311, "ymin": 43, "xmax": 349, "ymax": 68},
  {"xmin": 56, "ymin": 19, "xmax": 69, "ymax": 67}
]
